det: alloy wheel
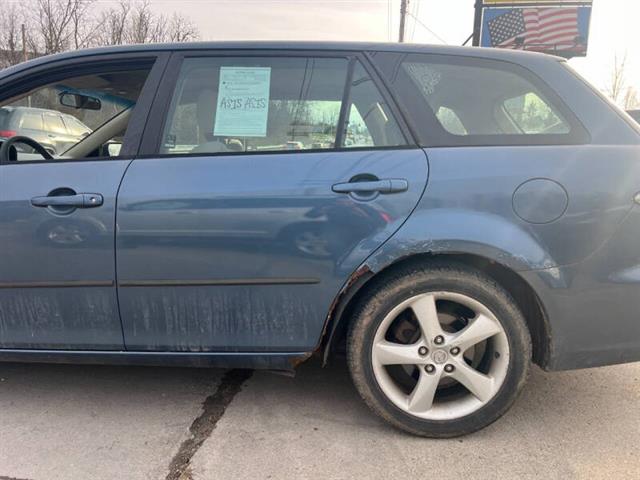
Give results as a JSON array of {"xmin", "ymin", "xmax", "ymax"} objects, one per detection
[{"xmin": 371, "ymin": 292, "xmax": 510, "ymax": 421}]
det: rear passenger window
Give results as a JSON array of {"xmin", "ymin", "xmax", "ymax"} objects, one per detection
[
  {"xmin": 373, "ymin": 52, "xmax": 587, "ymax": 146},
  {"xmin": 502, "ymin": 92, "xmax": 569, "ymax": 134},
  {"xmin": 344, "ymin": 63, "xmax": 406, "ymax": 148},
  {"xmin": 161, "ymin": 56, "xmax": 408, "ymax": 155},
  {"xmin": 402, "ymin": 60, "xmax": 570, "ymax": 137},
  {"xmin": 19, "ymin": 112, "xmax": 43, "ymax": 130}
]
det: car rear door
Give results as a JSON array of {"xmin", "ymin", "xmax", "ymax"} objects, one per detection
[
  {"xmin": 0, "ymin": 52, "xmax": 166, "ymax": 350},
  {"xmin": 116, "ymin": 50, "xmax": 429, "ymax": 352}
]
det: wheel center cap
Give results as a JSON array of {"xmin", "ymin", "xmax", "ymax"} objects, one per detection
[{"xmin": 432, "ymin": 350, "xmax": 448, "ymax": 364}]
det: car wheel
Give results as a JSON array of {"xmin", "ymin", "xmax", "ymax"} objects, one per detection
[{"xmin": 347, "ymin": 261, "xmax": 531, "ymax": 437}]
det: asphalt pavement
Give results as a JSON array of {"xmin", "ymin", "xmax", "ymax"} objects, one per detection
[{"xmin": 0, "ymin": 359, "xmax": 638, "ymax": 480}]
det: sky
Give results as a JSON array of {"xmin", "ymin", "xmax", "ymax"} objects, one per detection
[{"xmin": 94, "ymin": 0, "xmax": 638, "ymax": 98}]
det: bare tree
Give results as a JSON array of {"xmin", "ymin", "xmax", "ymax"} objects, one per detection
[
  {"xmin": 606, "ymin": 52, "xmax": 640, "ymax": 110},
  {"xmin": 167, "ymin": 13, "xmax": 199, "ymax": 43},
  {"xmin": 0, "ymin": 0, "xmax": 199, "ymax": 69},
  {"xmin": 96, "ymin": 0, "xmax": 199, "ymax": 46},
  {"xmin": 0, "ymin": 5, "xmax": 25, "ymax": 68},
  {"xmin": 95, "ymin": 1, "xmax": 132, "ymax": 46},
  {"xmin": 33, "ymin": 0, "xmax": 80, "ymax": 54},
  {"xmin": 607, "ymin": 52, "xmax": 628, "ymax": 105},
  {"xmin": 71, "ymin": 0, "xmax": 98, "ymax": 49},
  {"xmin": 126, "ymin": 0, "xmax": 155, "ymax": 44},
  {"xmin": 625, "ymin": 87, "xmax": 640, "ymax": 110}
]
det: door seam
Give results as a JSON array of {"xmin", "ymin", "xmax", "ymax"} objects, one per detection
[{"xmin": 113, "ymin": 158, "xmax": 135, "ymax": 350}]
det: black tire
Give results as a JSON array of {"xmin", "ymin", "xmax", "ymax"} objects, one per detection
[{"xmin": 347, "ymin": 261, "xmax": 532, "ymax": 437}]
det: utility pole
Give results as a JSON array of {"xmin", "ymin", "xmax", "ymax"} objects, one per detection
[
  {"xmin": 472, "ymin": 1, "xmax": 483, "ymax": 47},
  {"xmin": 399, "ymin": 0, "xmax": 409, "ymax": 43},
  {"xmin": 21, "ymin": 24, "xmax": 28, "ymax": 62}
]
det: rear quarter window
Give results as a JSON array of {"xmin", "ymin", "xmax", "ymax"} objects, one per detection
[{"xmin": 371, "ymin": 52, "xmax": 588, "ymax": 147}]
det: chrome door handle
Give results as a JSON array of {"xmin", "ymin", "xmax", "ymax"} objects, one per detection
[
  {"xmin": 31, "ymin": 193, "xmax": 103, "ymax": 208},
  {"xmin": 332, "ymin": 179, "xmax": 408, "ymax": 194}
]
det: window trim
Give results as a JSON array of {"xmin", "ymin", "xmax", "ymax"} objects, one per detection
[
  {"xmin": 362, "ymin": 50, "xmax": 420, "ymax": 146},
  {"xmin": 0, "ymin": 52, "xmax": 170, "ymax": 166},
  {"xmin": 369, "ymin": 51, "xmax": 590, "ymax": 148},
  {"xmin": 335, "ymin": 57, "xmax": 356, "ymax": 148},
  {"xmin": 137, "ymin": 49, "xmax": 417, "ymax": 159}
]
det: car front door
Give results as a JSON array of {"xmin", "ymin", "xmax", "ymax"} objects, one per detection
[
  {"xmin": 116, "ymin": 51, "xmax": 429, "ymax": 352},
  {"xmin": 0, "ymin": 54, "xmax": 163, "ymax": 349}
]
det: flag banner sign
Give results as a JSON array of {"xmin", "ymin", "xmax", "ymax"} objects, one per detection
[
  {"xmin": 214, "ymin": 67, "xmax": 271, "ymax": 137},
  {"xmin": 480, "ymin": 5, "xmax": 592, "ymax": 58}
]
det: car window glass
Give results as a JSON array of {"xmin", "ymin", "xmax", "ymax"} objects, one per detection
[
  {"xmin": 0, "ymin": 108, "xmax": 11, "ymax": 130},
  {"xmin": 0, "ymin": 67, "xmax": 152, "ymax": 160},
  {"xmin": 346, "ymin": 105, "xmax": 374, "ymax": 147},
  {"xmin": 65, "ymin": 116, "xmax": 92, "ymax": 136},
  {"xmin": 44, "ymin": 113, "xmax": 67, "ymax": 134},
  {"xmin": 401, "ymin": 59, "xmax": 571, "ymax": 137},
  {"xmin": 436, "ymin": 106, "xmax": 467, "ymax": 135},
  {"xmin": 344, "ymin": 62, "xmax": 407, "ymax": 148},
  {"xmin": 162, "ymin": 57, "xmax": 408, "ymax": 155},
  {"xmin": 503, "ymin": 92, "xmax": 570, "ymax": 134},
  {"xmin": 19, "ymin": 112, "xmax": 43, "ymax": 130},
  {"xmin": 162, "ymin": 57, "xmax": 348, "ymax": 154}
]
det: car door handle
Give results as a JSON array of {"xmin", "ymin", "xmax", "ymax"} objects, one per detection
[
  {"xmin": 31, "ymin": 193, "xmax": 103, "ymax": 208},
  {"xmin": 332, "ymin": 179, "xmax": 409, "ymax": 194}
]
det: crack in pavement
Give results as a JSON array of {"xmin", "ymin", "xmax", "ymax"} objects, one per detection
[
  {"xmin": 166, "ymin": 369, "xmax": 253, "ymax": 480},
  {"xmin": 0, "ymin": 476, "xmax": 34, "ymax": 480}
]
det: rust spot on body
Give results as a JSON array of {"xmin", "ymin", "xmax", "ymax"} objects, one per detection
[
  {"xmin": 318, "ymin": 264, "xmax": 372, "ymax": 364},
  {"xmin": 288, "ymin": 351, "xmax": 313, "ymax": 369}
]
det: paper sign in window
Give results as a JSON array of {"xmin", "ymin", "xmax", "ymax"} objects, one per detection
[{"xmin": 213, "ymin": 67, "xmax": 271, "ymax": 137}]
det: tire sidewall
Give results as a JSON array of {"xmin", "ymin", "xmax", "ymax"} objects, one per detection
[{"xmin": 348, "ymin": 265, "xmax": 531, "ymax": 437}]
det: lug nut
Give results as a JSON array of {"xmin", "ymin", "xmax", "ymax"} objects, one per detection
[
  {"xmin": 424, "ymin": 364, "xmax": 436, "ymax": 374},
  {"xmin": 434, "ymin": 335, "xmax": 445, "ymax": 345},
  {"xmin": 444, "ymin": 364, "xmax": 455, "ymax": 373},
  {"xmin": 450, "ymin": 346, "xmax": 461, "ymax": 355},
  {"xmin": 418, "ymin": 346, "xmax": 429, "ymax": 356}
]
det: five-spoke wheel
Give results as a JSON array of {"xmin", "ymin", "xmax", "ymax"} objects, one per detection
[
  {"xmin": 371, "ymin": 292, "xmax": 509, "ymax": 420},
  {"xmin": 347, "ymin": 262, "xmax": 531, "ymax": 437}
]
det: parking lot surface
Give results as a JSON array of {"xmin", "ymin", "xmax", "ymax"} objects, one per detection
[{"xmin": 0, "ymin": 360, "xmax": 638, "ymax": 480}]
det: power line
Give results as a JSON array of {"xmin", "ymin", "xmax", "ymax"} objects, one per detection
[
  {"xmin": 407, "ymin": 11, "xmax": 447, "ymax": 44},
  {"xmin": 410, "ymin": 0, "xmax": 420, "ymax": 41},
  {"xmin": 408, "ymin": 0, "xmax": 418, "ymax": 42}
]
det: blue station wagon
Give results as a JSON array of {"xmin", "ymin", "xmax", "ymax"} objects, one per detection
[{"xmin": 0, "ymin": 42, "xmax": 639, "ymax": 437}]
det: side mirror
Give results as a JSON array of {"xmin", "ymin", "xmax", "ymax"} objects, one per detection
[{"xmin": 59, "ymin": 92, "xmax": 102, "ymax": 111}]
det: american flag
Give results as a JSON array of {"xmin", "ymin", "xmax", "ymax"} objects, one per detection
[{"xmin": 488, "ymin": 8, "xmax": 582, "ymax": 51}]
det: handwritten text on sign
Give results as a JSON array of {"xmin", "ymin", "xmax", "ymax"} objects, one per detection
[{"xmin": 214, "ymin": 67, "xmax": 271, "ymax": 137}]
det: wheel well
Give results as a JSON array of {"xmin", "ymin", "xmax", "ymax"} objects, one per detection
[{"xmin": 324, "ymin": 253, "xmax": 550, "ymax": 368}]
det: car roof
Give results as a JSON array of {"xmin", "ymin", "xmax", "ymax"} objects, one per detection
[{"xmin": 0, "ymin": 41, "xmax": 564, "ymax": 81}]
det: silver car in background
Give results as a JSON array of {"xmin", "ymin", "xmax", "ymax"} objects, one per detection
[{"xmin": 0, "ymin": 106, "xmax": 91, "ymax": 155}]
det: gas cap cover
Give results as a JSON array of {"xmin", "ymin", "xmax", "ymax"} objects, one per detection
[{"xmin": 512, "ymin": 178, "xmax": 568, "ymax": 224}]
